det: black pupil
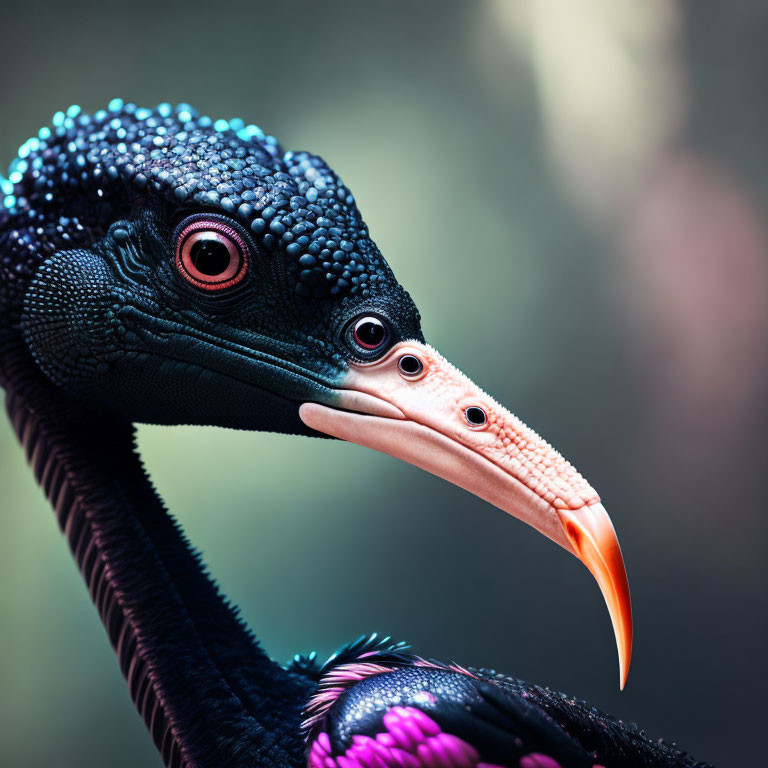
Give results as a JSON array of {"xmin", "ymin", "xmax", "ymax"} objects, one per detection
[
  {"xmin": 399, "ymin": 355, "xmax": 422, "ymax": 375},
  {"xmin": 356, "ymin": 319, "xmax": 385, "ymax": 348},
  {"xmin": 465, "ymin": 407, "xmax": 487, "ymax": 426},
  {"xmin": 190, "ymin": 237, "xmax": 232, "ymax": 276}
]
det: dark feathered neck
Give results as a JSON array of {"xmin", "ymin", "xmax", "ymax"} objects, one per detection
[{"xmin": 1, "ymin": 334, "xmax": 312, "ymax": 768}]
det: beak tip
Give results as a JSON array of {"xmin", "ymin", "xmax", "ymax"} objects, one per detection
[
  {"xmin": 559, "ymin": 503, "xmax": 633, "ymax": 691},
  {"xmin": 619, "ymin": 653, "xmax": 630, "ymax": 691}
]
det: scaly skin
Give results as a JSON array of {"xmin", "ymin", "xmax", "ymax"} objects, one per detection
[{"xmin": 0, "ymin": 103, "xmax": 709, "ymax": 768}]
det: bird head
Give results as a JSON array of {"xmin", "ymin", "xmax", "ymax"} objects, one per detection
[{"xmin": 8, "ymin": 101, "xmax": 632, "ymax": 688}]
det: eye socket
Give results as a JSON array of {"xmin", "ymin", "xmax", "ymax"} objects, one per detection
[
  {"xmin": 175, "ymin": 217, "xmax": 248, "ymax": 290},
  {"xmin": 349, "ymin": 315, "xmax": 391, "ymax": 357}
]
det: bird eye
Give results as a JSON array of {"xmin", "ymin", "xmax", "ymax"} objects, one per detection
[
  {"xmin": 349, "ymin": 315, "xmax": 391, "ymax": 356},
  {"xmin": 175, "ymin": 217, "xmax": 248, "ymax": 291}
]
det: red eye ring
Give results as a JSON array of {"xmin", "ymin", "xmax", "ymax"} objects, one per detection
[{"xmin": 175, "ymin": 218, "xmax": 248, "ymax": 291}]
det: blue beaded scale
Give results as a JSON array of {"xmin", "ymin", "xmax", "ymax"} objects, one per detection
[{"xmin": 0, "ymin": 100, "xmax": 389, "ymax": 321}]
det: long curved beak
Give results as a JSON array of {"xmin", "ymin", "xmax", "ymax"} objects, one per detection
[{"xmin": 299, "ymin": 341, "xmax": 632, "ymax": 689}]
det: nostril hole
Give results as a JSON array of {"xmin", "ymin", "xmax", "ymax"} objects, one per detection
[
  {"xmin": 398, "ymin": 354, "xmax": 424, "ymax": 377},
  {"xmin": 464, "ymin": 406, "xmax": 487, "ymax": 427}
]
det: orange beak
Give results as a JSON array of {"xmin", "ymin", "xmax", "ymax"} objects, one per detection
[{"xmin": 300, "ymin": 341, "xmax": 632, "ymax": 689}]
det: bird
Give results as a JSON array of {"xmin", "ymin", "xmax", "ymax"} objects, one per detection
[{"xmin": 0, "ymin": 101, "xmax": 708, "ymax": 768}]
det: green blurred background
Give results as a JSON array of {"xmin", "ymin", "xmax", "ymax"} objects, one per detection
[{"xmin": 1, "ymin": 1, "xmax": 766, "ymax": 765}]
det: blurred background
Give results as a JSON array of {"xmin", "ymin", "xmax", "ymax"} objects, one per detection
[{"xmin": 1, "ymin": 1, "xmax": 766, "ymax": 765}]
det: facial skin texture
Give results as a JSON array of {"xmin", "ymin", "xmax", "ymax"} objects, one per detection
[{"xmin": 3, "ymin": 102, "xmax": 421, "ymax": 433}]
